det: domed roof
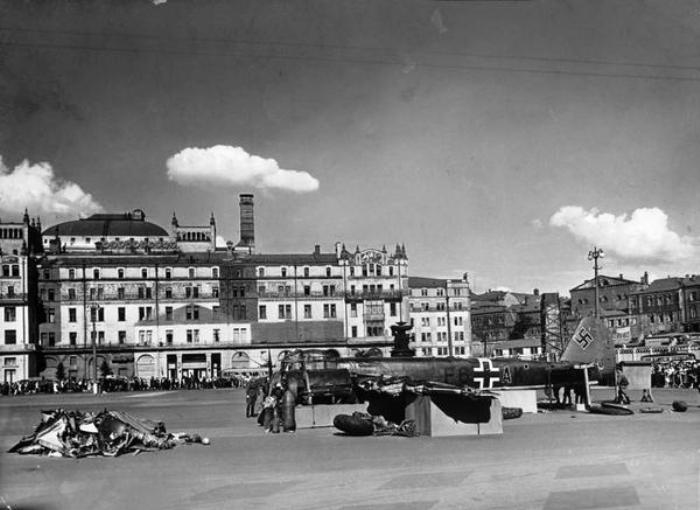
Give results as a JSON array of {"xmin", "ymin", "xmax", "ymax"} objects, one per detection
[{"xmin": 43, "ymin": 211, "xmax": 169, "ymax": 238}]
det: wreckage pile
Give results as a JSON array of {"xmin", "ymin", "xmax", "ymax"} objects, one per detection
[
  {"xmin": 9, "ymin": 408, "xmax": 209, "ymax": 458},
  {"xmin": 333, "ymin": 412, "xmax": 418, "ymax": 437}
]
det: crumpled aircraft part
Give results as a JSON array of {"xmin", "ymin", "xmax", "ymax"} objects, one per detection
[{"xmin": 8, "ymin": 408, "xmax": 207, "ymax": 458}]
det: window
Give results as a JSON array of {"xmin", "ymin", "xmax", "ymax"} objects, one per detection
[
  {"xmin": 48, "ymin": 332, "xmax": 55, "ymax": 346},
  {"xmin": 212, "ymin": 267, "xmax": 219, "ymax": 278},
  {"xmin": 43, "ymin": 270, "xmax": 50, "ymax": 279},
  {"xmin": 165, "ymin": 268, "xmax": 172, "ymax": 279},
  {"xmin": 4, "ymin": 330, "xmax": 16, "ymax": 344},
  {"xmin": 214, "ymin": 329, "xmax": 220, "ymax": 342},
  {"xmin": 390, "ymin": 303, "xmax": 397, "ymax": 317},
  {"xmin": 48, "ymin": 308, "xmax": 56, "ymax": 323},
  {"xmin": 350, "ymin": 266, "xmax": 355, "ymax": 277},
  {"xmin": 281, "ymin": 267, "xmax": 287, "ymax": 277},
  {"xmin": 278, "ymin": 305, "xmax": 285, "ymax": 319},
  {"xmin": 48, "ymin": 289, "xmax": 55, "ymax": 301},
  {"xmin": 326, "ymin": 267, "xmax": 332, "ymax": 277},
  {"xmin": 69, "ymin": 332, "xmax": 77, "ymax": 346},
  {"xmin": 138, "ymin": 307, "xmax": 145, "ymax": 320},
  {"xmin": 117, "ymin": 287, "xmax": 125, "ymax": 299},
  {"xmin": 323, "ymin": 304, "xmax": 330, "ymax": 318},
  {"xmin": 118, "ymin": 268, "xmax": 125, "ymax": 279},
  {"xmin": 186, "ymin": 305, "xmax": 199, "ymax": 321},
  {"xmin": 351, "ymin": 326, "xmax": 358, "ymax": 337},
  {"xmin": 141, "ymin": 268, "xmax": 148, "ymax": 279},
  {"xmin": 259, "ymin": 305, "xmax": 267, "ymax": 319},
  {"xmin": 285, "ymin": 304, "xmax": 292, "ymax": 319},
  {"xmin": 1, "ymin": 265, "xmax": 9, "ymax": 277},
  {"xmin": 165, "ymin": 287, "xmax": 172, "ymax": 299},
  {"xmin": 437, "ymin": 288, "xmax": 444, "ymax": 297},
  {"xmin": 213, "ymin": 286, "xmax": 219, "ymax": 298},
  {"xmin": 350, "ymin": 303, "xmax": 357, "ymax": 317},
  {"xmin": 146, "ymin": 287, "xmax": 152, "ymax": 299},
  {"xmin": 193, "ymin": 329, "xmax": 200, "ymax": 343},
  {"xmin": 330, "ymin": 304, "xmax": 336, "ymax": 318},
  {"xmin": 7, "ymin": 286, "xmax": 14, "ymax": 297},
  {"xmin": 193, "ymin": 286, "xmax": 200, "ymax": 298},
  {"xmin": 303, "ymin": 267, "xmax": 310, "ymax": 278},
  {"xmin": 389, "ymin": 266, "xmax": 394, "ymax": 276},
  {"xmin": 376, "ymin": 265, "xmax": 382, "ymax": 276},
  {"xmin": 304, "ymin": 304, "xmax": 312, "ymax": 319},
  {"xmin": 165, "ymin": 306, "xmax": 173, "ymax": 321},
  {"xmin": 93, "ymin": 269, "xmax": 100, "ymax": 280},
  {"xmin": 68, "ymin": 308, "xmax": 76, "ymax": 323},
  {"xmin": 185, "ymin": 287, "xmax": 192, "ymax": 298},
  {"xmin": 118, "ymin": 331, "xmax": 126, "ymax": 344},
  {"xmin": 421, "ymin": 289, "xmax": 428, "ymax": 297},
  {"xmin": 165, "ymin": 330, "xmax": 173, "ymax": 345},
  {"xmin": 304, "ymin": 285, "xmax": 311, "ymax": 296},
  {"xmin": 67, "ymin": 288, "xmax": 76, "ymax": 300},
  {"xmin": 186, "ymin": 330, "xmax": 193, "ymax": 343},
  {"xmin": 138, "ymin": 287, "xmax": 145, "ymax": 299},
  {"xmin": 118, "ymin": 307, "xmax": 126, "ymax": 321},
  {"xmin": 189, "ymin": 267, "xmax": 195, "ymax": 279},
  {"xmin": 68, "ymin": 269, "xmax": 75, "ymax": 280},
  {"xmin": 258, "ymin": 267, "xmax": 265, "ymax": 277}
]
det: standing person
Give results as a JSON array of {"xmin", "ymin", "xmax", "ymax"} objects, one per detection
[
  {"xmin": 616, "ymin": 365, "xmax": 630, "ymax": 405},
  {"xmin": 245, "ymin": 381, "xmax": 258, "ymax": 418},
  {"xmin": 254, "ymin": 384, "xmax": 265, "ymax": 417}
]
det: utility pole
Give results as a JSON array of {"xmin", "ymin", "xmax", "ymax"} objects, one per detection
[
  {"xmin": 445, "ymin": 280, "xmax": 453, "ymax": 357},
  {"xmin": 588, "ymin": 247, "xmax": 604, "ymax": 319},
  {"xmin": 90, "ymin": 304, "xmax": 101, "ymax": 393}
]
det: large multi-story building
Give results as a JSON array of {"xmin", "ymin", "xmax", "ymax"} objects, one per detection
[
  {"xmin": 31, "ymin": 194, "xmax": 412, "ymax": 381},
  {"xmin": 407, "ymin": 276, "xmax": 471, "ymax": 357},
  {"xmin": 568, "ymin": 273, "xmax": 648, "ymax": 344},
  {"xmin": 0, "ymin": 211, "xmax": 43, "ymax": 382},
  {"xmin": 629, "ymin": 275, "xmax": 700, "ymax": 337}
]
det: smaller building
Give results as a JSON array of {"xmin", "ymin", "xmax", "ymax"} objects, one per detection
[{"xmin": 407, "ymin": 275, "xmax": 471, "ymax": 357}]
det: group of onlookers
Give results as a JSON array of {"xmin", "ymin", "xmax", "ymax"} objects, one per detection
[
  {"xmin": 0, "ymin": 375, "xmax": 245, "ymax": 397},
  {"xmin": 651, "ymin": 361, "xmax": 699, "ymax": 389}
]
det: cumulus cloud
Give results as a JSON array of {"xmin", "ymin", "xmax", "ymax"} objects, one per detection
[
  {"xmin": 166, "ymin": 145, "xmax": 319, "ymax": 193},
  {"xmin": 549, "ymin": 206, "xmax": 697, "ymax": 263},
  {"xmin": 0, "ymin": 156, "xmax": 103, "ymax": 218}
]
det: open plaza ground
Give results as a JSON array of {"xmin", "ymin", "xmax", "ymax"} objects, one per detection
[{"xmin": 1, "ymin": 387, "xmax": 699, "ymax": 510}]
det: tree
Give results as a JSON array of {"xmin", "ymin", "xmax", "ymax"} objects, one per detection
[
  {"xmin": 100, "ymin": 359, "xmax": 112, "ymax": 378},
  {"xmin": 55, "ymin": 361, "xmax": 65, "ymax": 381}
]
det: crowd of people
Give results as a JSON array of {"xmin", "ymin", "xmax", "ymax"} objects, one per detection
[
  {"xmin": 0, "ymin": 375, "xmax": 248, "ymax": 397},
  {"xmin": 651, "ymin": 361, "xmax": 700, "ymax": 389}
]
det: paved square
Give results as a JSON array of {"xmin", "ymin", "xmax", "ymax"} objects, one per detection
[
  {"xmin": 556, "ymin": 463, "xmax": 629, "ymax": 479},
  {"xmin": 379, "ymin": 471, "xmax": 469, "ymax": 489},
  {"xmin": 544, "ymin": 486, "xmax": 640, "ymax": 510}
]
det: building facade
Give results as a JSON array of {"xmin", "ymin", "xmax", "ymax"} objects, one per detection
[
  {"xmin": 30, "ymin": 195, "xmax": 412, "ymax": 381},
  {"xmin": 407, "ymin": 276, "xmax": 471, "ymax": 357},
  {"xmin": 0, "ymin": 211, "xmax": 43, "ymax": 382}
]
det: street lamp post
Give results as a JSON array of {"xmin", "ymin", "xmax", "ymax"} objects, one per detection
[
  {"xmin": 587, "ymin": 247, "xmax": 604, "ymax": 319},
  {"xmin": 90, "ymin": 304, "xmax": 102, "ymax": 393}
]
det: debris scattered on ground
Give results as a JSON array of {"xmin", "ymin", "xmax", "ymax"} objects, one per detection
[
  {"xmin": 8, "ymin": 408, "xmax": 209, "ymax": 458},
  {"xmin": 502, "ymin": 407, "xmax": 522, "ymax": 420},
  {"xmin": 333, "ymin": 412, "xmax": 418, "ymax": 437},
  {"xmin": 672, "ymin": 401, "xmax": 688, "ymax": 412}
]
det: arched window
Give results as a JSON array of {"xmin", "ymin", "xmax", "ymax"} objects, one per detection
[
  {"xmin": 231, "ymin": 351, "xmax": 250, "ymax": 369},
  {"xmin": 117, "ymin": 268, "xmax": 125, "ymax": 279}
]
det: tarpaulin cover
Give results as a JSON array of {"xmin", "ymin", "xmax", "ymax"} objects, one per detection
[{"xmin": 8, "ymin": 408, "xmax": 207, "ymax": 458}]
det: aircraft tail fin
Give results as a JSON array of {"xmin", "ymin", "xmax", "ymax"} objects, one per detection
[{"xmin": 560, "ymin": 317, "xmax": 615, "ymax": 374}]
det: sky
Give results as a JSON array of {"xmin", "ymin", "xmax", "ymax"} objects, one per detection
[{"xmin": 1, "ymin": 0, "xmax": 699, "ymax": 295}]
